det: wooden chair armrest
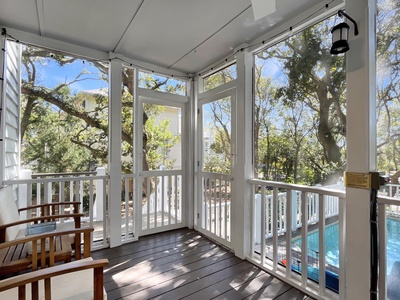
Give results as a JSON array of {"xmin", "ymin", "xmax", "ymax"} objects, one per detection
[
  {"xmin": 0, "ymin": 213, "xmax": 85, "ymax": 230},
  {"xmin": 0, "ymin": 227, "xmax": 94, "ymax": 250},
  {"xmin": 0, "ymin": 258, "xmax": 109, "ymax": 294},
  {"xmin": 18, "ymin": 202, "xmax": 81, "ymax": 212}
]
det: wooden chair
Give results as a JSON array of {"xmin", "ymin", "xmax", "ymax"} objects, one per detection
[
  {"xmin": 0, "ymin": 226, "xmax": 107, "ymax": 299},
  {"xmin": 0, "ymin": 257, "xmax": 108, "ymax": 299},
  {"xmin": 0, "ymin": 227, "xmax": 94, "ymax": 277},
  {"xmin": 0, "ymin": 185, "xmax": 84, "ymax": 245}
]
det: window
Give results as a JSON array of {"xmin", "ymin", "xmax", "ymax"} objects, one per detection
[
  {"xmin": 254, "ymin": 15, "xmax": 346, "ymax": 186},
  {"xmin": 20, "ymin": 45, "xmax": 109, "ymax": 173},
  {"xmin": 203, "ymin": 64, "xmax": 237, "ymax": 92},
  {"xmin": 138, "ymin": 70, "xmax": 187, "ymax": 96}
]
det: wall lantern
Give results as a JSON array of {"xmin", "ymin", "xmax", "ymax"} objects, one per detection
[{"xmin": 330, "ymin": 10, "xmax": 359, "ymax": 55}]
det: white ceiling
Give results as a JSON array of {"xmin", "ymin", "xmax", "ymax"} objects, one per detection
[{"xmin": 0, "ymin": 0, "xmax": 333, "ymax": 74}]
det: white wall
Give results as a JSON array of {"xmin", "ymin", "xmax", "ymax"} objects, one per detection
[{"xmin": 1, "ymin": 40, "xmax": 21, "ymax": 183}]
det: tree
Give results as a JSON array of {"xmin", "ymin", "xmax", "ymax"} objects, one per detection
[
  {"xmin": 255, "ymin": 15, "xmax": 347, "ymax": 185},
  {"xmin": 376, "ymin": 0, "xmax": 400, "ymax": 173},
  {"xmin": 20, "ymin": 46, "xmax": 182, "ymax": 196}
]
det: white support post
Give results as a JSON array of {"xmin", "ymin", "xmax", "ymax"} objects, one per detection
[
  {"xmin": 95, "ymin": 166, "xmax": 105, "ymax": 221},
  {"xmin": 18, "ymin": 169, "xmax": 32, "ymax": 220},
  {"xmin": 108, "ymin": 59, "xmax": 123, "ymax": 247},
  {"xmin": 233, "ymin": 49, "xmax": 253, "ymax": 259},
  {"xmin": 345, "ymin": 0, "xmax": 376, "ymax": 299}
]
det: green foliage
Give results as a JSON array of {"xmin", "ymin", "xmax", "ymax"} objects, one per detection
[
  {"xmin": 144, "ymin": 114, "xmax": 179, "ymax": 170},
  {"xmin": 203, "ymin": 64, "xmax": 237, "ymax": 91},
  {"xmin": 21, "ymin": 96, "xmax": 93, "ymax": 172},
  {"xmin": 20, "ymin": 46, "xmax": 180, "ymax": 177},
  {"xmin": 376, "ymin": 0, "xmax": 400, "ymax": 174},
  {"xmin": 254, "ymin": 15, "xmax": 346, "ymax": 185}
]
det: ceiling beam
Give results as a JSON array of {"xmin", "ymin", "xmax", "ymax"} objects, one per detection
[
  {"xmin": 113, "ymin": 0, "xmax": 145, "ymax": 53},
  {"xmin": 36, "ymin": 0, "xmax": 46, "ymax": 36}
]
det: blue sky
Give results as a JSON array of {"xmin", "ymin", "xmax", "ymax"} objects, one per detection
[{"xmin": 22, "ymin": 53, "xmax": 108, "ymax": 94}]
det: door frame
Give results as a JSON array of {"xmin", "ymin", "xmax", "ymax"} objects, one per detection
[
  {"xmin": 196, "ymin": 87, "xmax": 237, "ymax": 249},
  {"xmin": 136, "ymin": 90, "xmax": 188, "ymax": 236}
]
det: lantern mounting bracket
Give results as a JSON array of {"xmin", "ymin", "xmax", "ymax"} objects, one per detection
[{"xmin": 338, "ymin": 9, "xmax": 359, "ymax": 36}]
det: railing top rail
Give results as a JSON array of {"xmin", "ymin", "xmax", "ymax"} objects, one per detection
[
  {"xmin": 5, "ymin": 175, "xmax": 109, "ymax": 185},
  {"xmin": 32, "ymin": 171, "xmax": 97, "ymax": 178},
  {"xmin": 249, "ymin": 179, "xmax": 345, "ymax": 198},
  {"xmin": 201, "ymin": 172, "xmax": 233, "ymax": 180},
  {"xmin": 142, "ymin": 169, "xmax": 183, "ymax": 176},
  {"xmin": 122, "ymin": 173, "xmax": 136, "ymax": 179},
  {"xmin": 384, "ymin": 183, "xmax": 400, "ymax": 187},
  {"xmin": 377, "ymin": 195, "xmax": 400, "ymax": 206}
]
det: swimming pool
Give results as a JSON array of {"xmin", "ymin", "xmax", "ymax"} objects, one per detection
[{"xmin": 293, "ymin": 218, "xmax": 400, "ymax": 275}]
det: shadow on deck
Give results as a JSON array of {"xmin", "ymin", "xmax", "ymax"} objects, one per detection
[{"xmin": 91, "ymin": 228, "xmax": 314, "ymax": 300}]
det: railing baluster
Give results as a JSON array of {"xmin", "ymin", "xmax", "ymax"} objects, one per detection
[
  {"xmin": 224, "ymin": 179, "xmax": 227, "ymax": 239},
  {"xmin": 59, "ymin": 178, "xmax": 65, "ymax": 223},
  {"xmin": 378, "ymin": 203, "xmax": 387, "ymax": 300},
  {"xmin": 250, "ymin": 183, "xmax": 255, "ymax": 259},
  {"xmin": 218, "ymin": 178, "xmax": 222, "ymax": 237},
  {"xmin": 301, "ymin": 191, "xmax": 308, "ymax": 287},
  {"xmin": 286, "ymin": 189, "xmax": 292, "ymax": 278},
  {"xmin": 102, "ymin": 179, "xmax": 107, "ymax": 248},
  {"xmin": 147, "ymin": 176, "xmax": 151, "ymax": 229},
  {"xmin": 339, "ymin": 196, "xmax": 346, "ymax": 300},
  {"xmin": 318, "ymin": 193, "xmax": 326, "ymax": 295},
  {"xmin": 174, "ymin": 174, "xmax": 178, "ymax": 224},
  {"xmin": 161, "ymin": 175, "xmax": 165, "ymax": 228},
  {"xmin": 168, "ymin": 175, "xmax": 172, "ymax": 226},
  {"xmin": 89, "ymin": 179, "xmax": 94, "ymax": 226},
  {"xmin": 272, "ymin": 187, "xmax": 278, "ymax": 271},
  {"xmin": 261, "ymin": 185, "xmax": 266, "ymax": 266},
  {"xmin": 154, "ymin": 176, "xmax": 158, "ymax": 228},
  {"xmin": 124, "ymin": 177, "xmax": 129, "ymax": 237}
]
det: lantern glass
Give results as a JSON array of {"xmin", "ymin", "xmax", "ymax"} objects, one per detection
[{"xmin": 330, "ymin": 22, "xmax": 350, "ymax": 54}]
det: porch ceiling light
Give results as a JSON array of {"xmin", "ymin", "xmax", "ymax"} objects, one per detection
[{"xmin": 330, "ymin": 10, "xmax": 359, "ymax": 55}]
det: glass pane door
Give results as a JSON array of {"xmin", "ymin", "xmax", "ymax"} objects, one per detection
[
  {"xmin": 198, "ymin": 92, "xmax": 235, "ymax": 248},
  {"xmin": 140, "ymin": 100, "xmax": 184, "ymax": 235}
]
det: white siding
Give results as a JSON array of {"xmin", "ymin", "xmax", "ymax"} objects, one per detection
[{"xmin": 1, "ymin": 40, "xmax": 21, "ymax": 183}]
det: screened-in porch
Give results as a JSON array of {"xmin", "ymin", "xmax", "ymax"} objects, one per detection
[{"xmin": 1, "ymin": 0, "xmax": 400, "ymax": 299}]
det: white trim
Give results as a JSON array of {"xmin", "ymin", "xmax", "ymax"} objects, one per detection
[
  {"xmin": 232, "ymin": 49, "xmax": 253, "ymax": 259},
  {"xmin": 108, "ymin": 59, "xmax": 123, "ymax": 247},
  {"xmin": 197, "ymin": 84, "xmax": 236, "ymax": 250},
  {"xmin": 137, "ymin": 94, "xmax": 187, "ymax": 236},
  {"xmin": 345, "ymin": 0, "xmax": 377, "ymax": 298},
  {"xmin": 1, "ymin": 26, "xmax": 190, "ymax": 79},
  {"xmin": 0, "ymin": 33, "xmax": 6, "ymax": 187},
  {"xmin": 111, "ymin": 52, "xmax": 189, "ymax": 78},
  {"xmin": 198, "ymin": 80, "xmax": 237, "ymax": 101},
  {"xmin": 137, "ymin": 88, "xmax": 189, "ymax": 104},
  {"xmin": 2, "ymin": 26, "xmax": 108, "ymax": 61},
  {"xmin": 36, "ymin": 0, "xmax": 46, "ymax": 36},
  {"xmin": 133, "ymin": 68, "xmax": 141, "ymax": 239},
  {"xmin": 198, "ymin": 58, "xmax": 237, "ymax": 79}
]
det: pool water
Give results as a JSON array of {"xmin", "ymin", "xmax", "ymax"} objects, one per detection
[{"xmin": 293, "ymin": 218, "xmax": 400, "ymax": 275}]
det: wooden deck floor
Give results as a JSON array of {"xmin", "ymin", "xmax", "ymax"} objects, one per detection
[{"xmin": 92, "ymin": 228, "xmax": 313, "ymax": 300}]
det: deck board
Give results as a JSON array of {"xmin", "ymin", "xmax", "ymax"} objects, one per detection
[{"xmin": 93, "ymin": 229, "xmax": 312, "ymax": 300}]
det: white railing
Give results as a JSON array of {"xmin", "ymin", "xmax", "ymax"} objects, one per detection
[
  {"xmin": 4, "ymin": 168, "xmax": 109, "ymax": 250},
  {"xmin": 254, "ymin": 190, "xmax": 340, "ymax": 242},
  {"xmin": 200, "ymin": 172, "xmax": 232, "ymax": 247},
  {"xmin": 381, "ymin": 183, "xmax": 400, "ymax": 199},
  {"xmin": 136, "ymin": 170, "xmax": 184, "ymax": 235},
  {"xmin": 377, "ymin": 195, "xmax": 400, "ymax": 300},
  {"xmin": 249, "ymin": 179, "xmax": 345, "ymax": 300}
]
